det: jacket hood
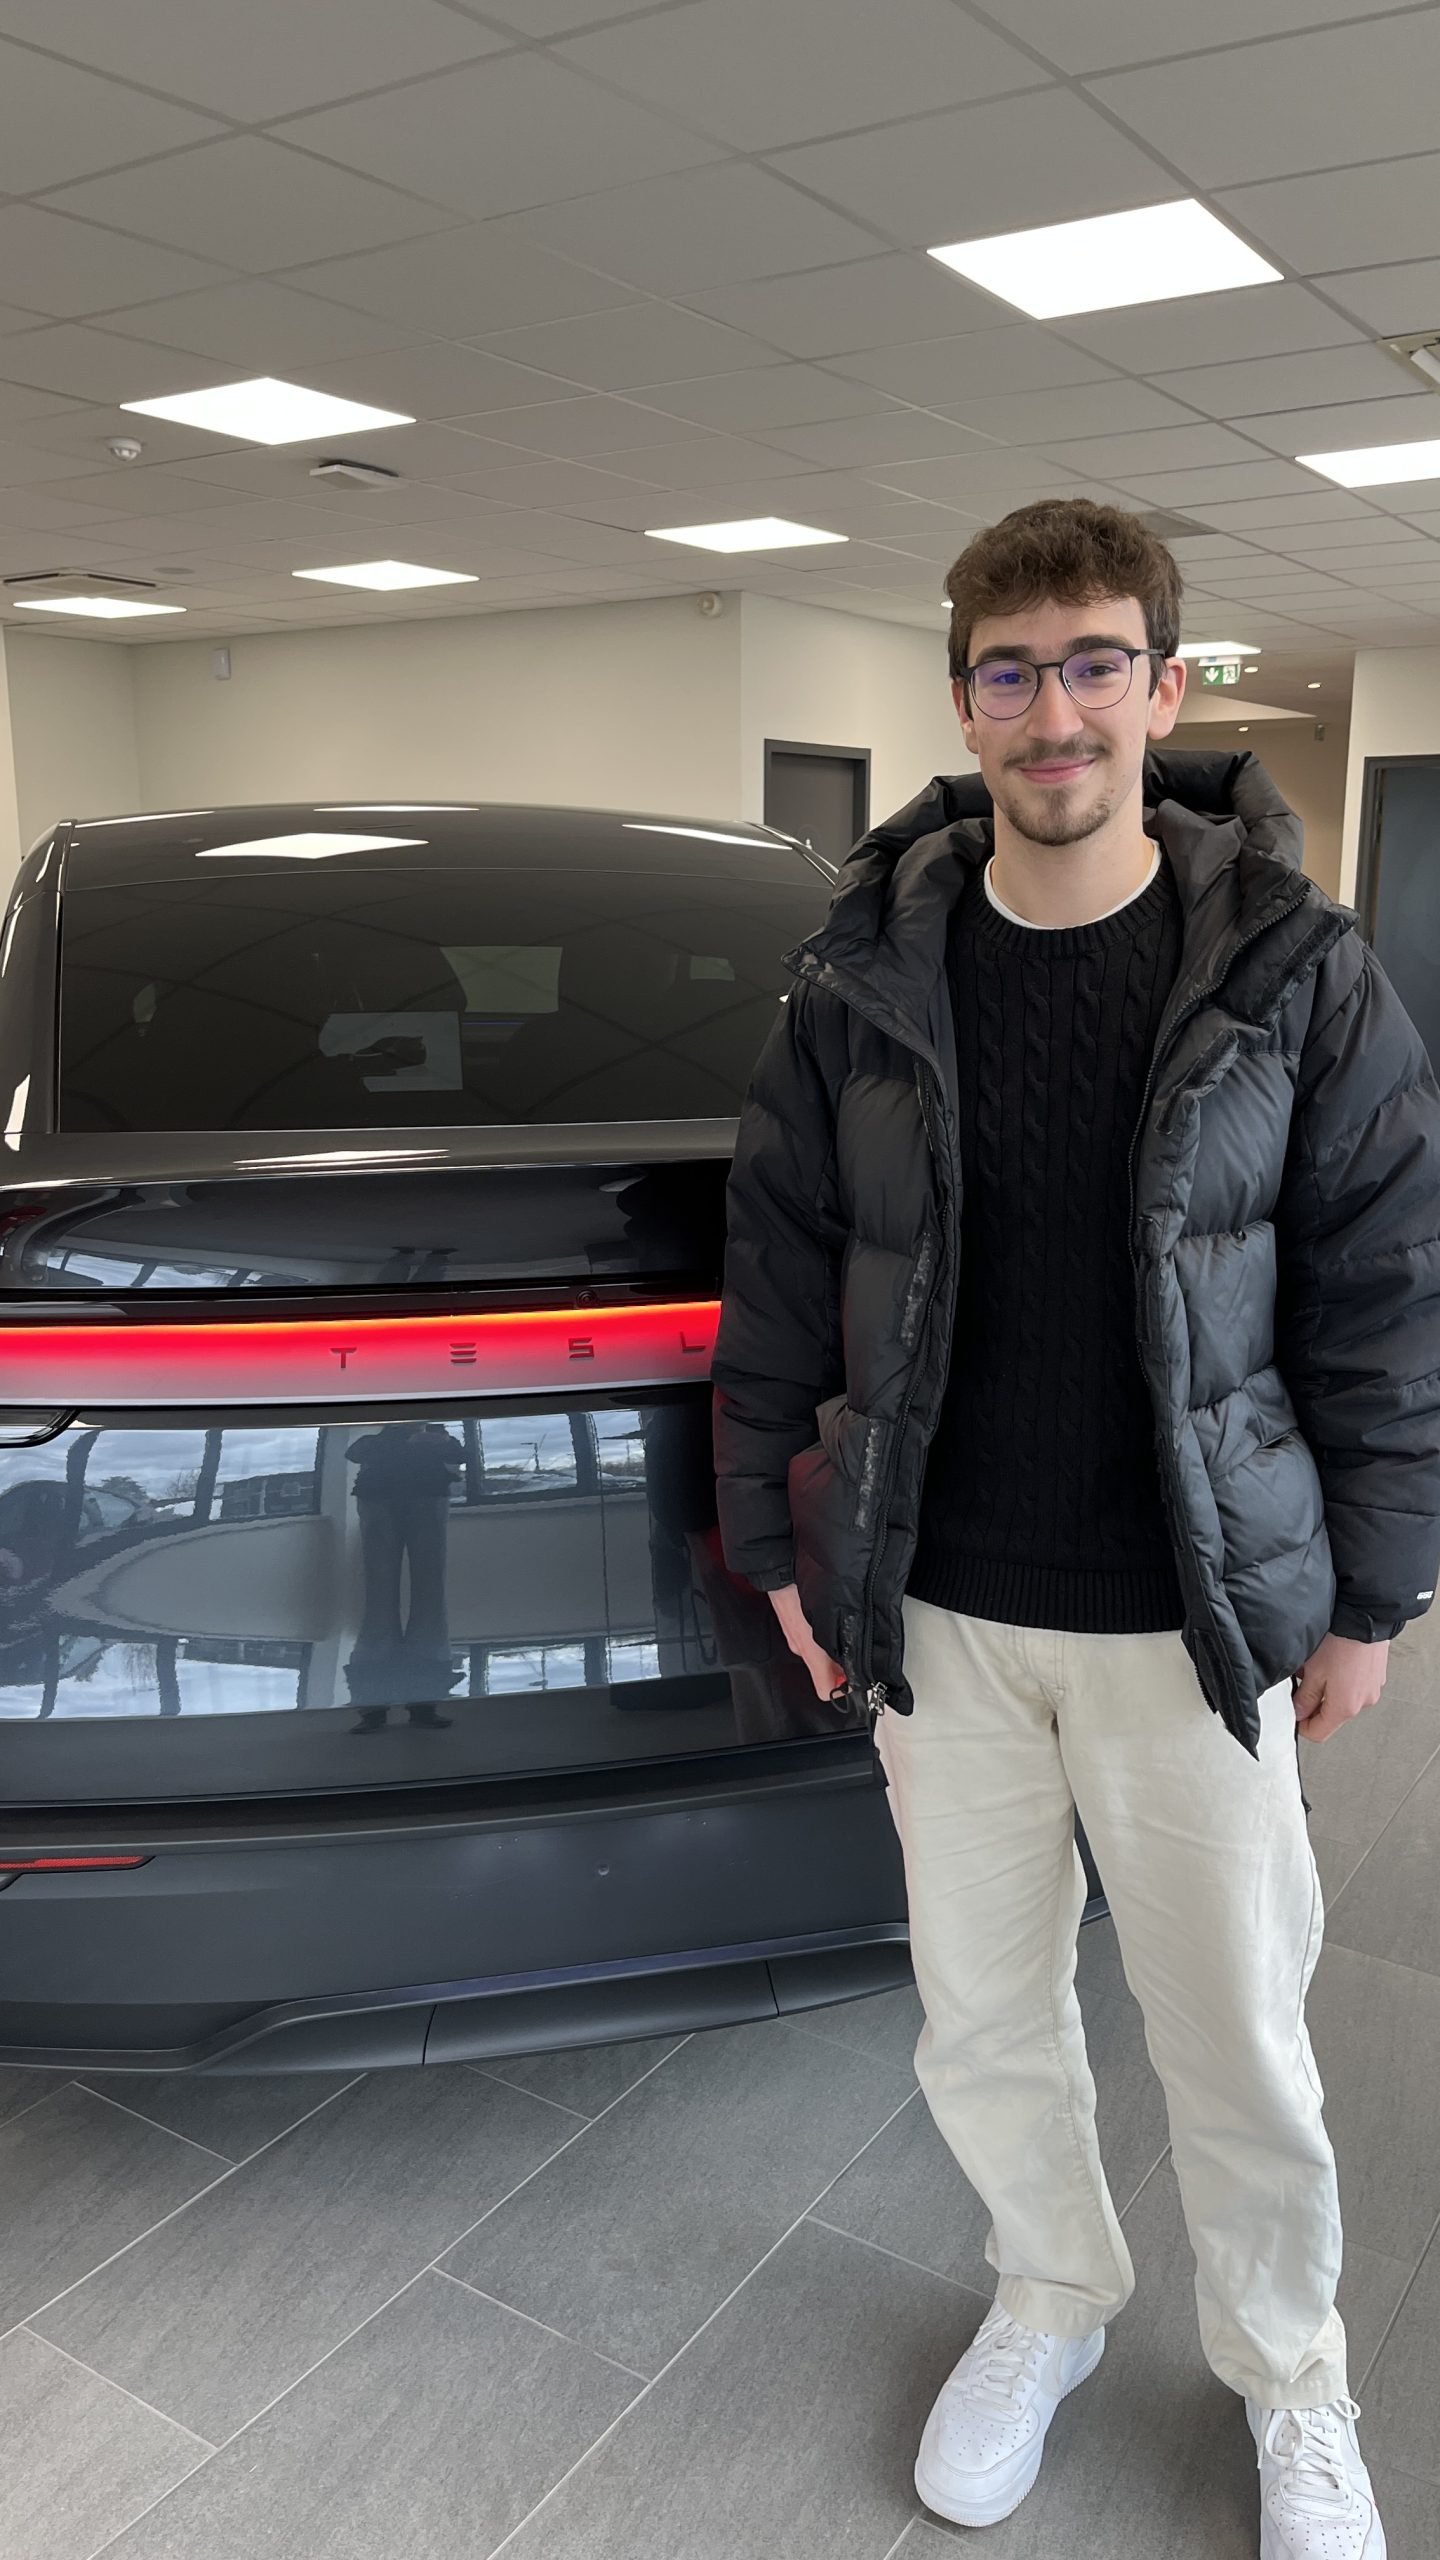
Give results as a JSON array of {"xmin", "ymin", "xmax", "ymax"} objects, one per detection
[{"xmin": 784, "ymin": 747, "xmax": 1343, "ymax": 1070}]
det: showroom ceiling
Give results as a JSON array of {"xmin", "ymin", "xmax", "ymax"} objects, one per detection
[{"xmin": 2, "ymin": 0, "xmax": 1440, "ymax": 710}]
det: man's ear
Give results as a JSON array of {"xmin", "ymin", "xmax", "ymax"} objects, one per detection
[
  {"xmin": 951, "ymin": 675, "xmax": 979, "ymax": 758},
  {"xmin": 1146, "ymin": 656, "xmax": 1187, "ymax": 743}
]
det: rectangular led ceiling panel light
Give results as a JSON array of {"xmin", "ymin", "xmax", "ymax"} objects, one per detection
[
  {"xmin": 122, "ymin": 376, "xmax": 413, "ymax": 446},
  {"xmin": 1177, "ymin": 641, "xmax": 1258, "ymax": 657},
  {"xmin": 294, "ymin": 561, "xmax": 477, "ymax": 590},
  {"xmin": 1297, "ymin": 437, "xmax": 1440, "ymax": 488},
  {"xmin": 928, "ymin": 199, "xmax": 1281, "ymax": 319},
  {"xmin": 644, "ymin": 517, "xmax": 846, "ymax": 552},
  {"xmin": 12, "ymin": 595, "xmax": 184, "ymax": 618}
]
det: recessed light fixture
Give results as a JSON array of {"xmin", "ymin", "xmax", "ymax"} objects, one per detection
[
  {"xmin": 11, "ymin": 595, "xmax": 184, "ymax": 619},
  {"xmin": 1243, "ymin": 663, "xmax": 1259, "ymax": 673},
  {"xmin": 1307, "ymin": 680, "xmax": 1321, "ymax": 689},
  {"xmin": 121, "ymin": 377, "xmax": 413, "ymax": 448},
  {"xmin": 1177, "ymin": 641, "xmax": 1258, "ymax": 658},
  {"xmin": 293, "ymin": 561, "xmax": 477, "ymax": 591},
  {"xmin": 1238, "ymin": 724, "xmax": 1250, "ymax": 733},
  {"xmin": 1298, "ymin": 436, "xmax": 1440, "ymax": 488},
  {"xmin": 644, "ymin": 517, "xmax": 845, "ymax": 553},
  {"xmin": 927, "ymin": 199, "xmax": 1281, "ymax": 320}
]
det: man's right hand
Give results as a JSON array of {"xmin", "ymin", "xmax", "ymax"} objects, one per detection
[{"xmin": 767, "ymin": 1582, "xmax": 846, "ymax": 1701}]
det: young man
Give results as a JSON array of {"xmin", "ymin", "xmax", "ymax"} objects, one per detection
[{"xmin": 712, "ymin": 500, "xmax": 1440, "ymax": 2557}]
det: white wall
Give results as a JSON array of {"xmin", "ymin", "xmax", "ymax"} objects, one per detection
[
  {"xmin": 738, "ymin": 592, "xmax": 973, "ymax": 828},
  {"xmin": 1173, "ymin": 713, "xmax": 1348, "ymax": 902},
  {"xmin": 0, "ymin": 631, "xmax": 20, "ymax": 883},
  {"xmin": 130, "ymin": 597, "xmax": 743, "ymax": 821},
  {"xmin": 1341, "ymin": 647, "xmax": 1440, "ymax": 905},
  {"xmin": 4, "ymin": 629, "xmax": 140, "ymax": 851}
]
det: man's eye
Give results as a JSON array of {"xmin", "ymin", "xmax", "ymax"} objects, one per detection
[
  {"xmin": 985, "ymin": 666, "xmax": 1026, "ymax": 687},
  {"xmin": 1077, "ymin": 657, "xmax": 1125, "ymax": 678}
]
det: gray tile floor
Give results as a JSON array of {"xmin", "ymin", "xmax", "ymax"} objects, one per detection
[{"xmin": 3, "ymin": 1617, "xmax": 1438, "ymax": 2560}]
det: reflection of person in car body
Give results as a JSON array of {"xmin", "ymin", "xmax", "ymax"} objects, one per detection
[{"xmin": 344, "ymin": 1421, "xmax": 463, "ymax": 1730}]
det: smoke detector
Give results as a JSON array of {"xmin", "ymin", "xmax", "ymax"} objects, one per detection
[
  {"xmin": 106, "ymin": 436, "xmax": 144, "ymax": 462},
  {"xmin": 309, "ymin": 456, "xmax": 402, "ymax": 488},
  {"xmin": 1381, "ymin": 330, "xmax": 1440, "ymax": 388}
]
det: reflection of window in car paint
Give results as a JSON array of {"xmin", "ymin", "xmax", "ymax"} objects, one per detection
[{"xmin": 482, "ymin": 1641, "xmax": 588, "ymax": 1693}]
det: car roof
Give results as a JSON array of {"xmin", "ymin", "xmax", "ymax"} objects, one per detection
[{"xmin": 60, "ymin": 802, "xmax": 816, "ymax": 888}]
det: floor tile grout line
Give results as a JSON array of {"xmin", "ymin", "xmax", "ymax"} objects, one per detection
[
  {"xmin": 75, "ymin": 2083, "xmax": 241, "ymax": 2166},
  {"xmin": 806, "ymin": 2212, "xmax": 994, "ymax": 2306},
  {"xmin": 0, "ymin": 2074, "xmax": 367, "ymax": 2357},
  {"xmin": 431, "ymin": 2264, "xmax": 652, "ymax": 2382},
  {"xmin": 1317, "ymin": 1734, "xmax": 1440, "ymax": 1921},
  {"xmin": 458, "ymin": 2062, "xmax": 594, "ymax": 2124},
  {"xmin": 84, "ymin": 2070, "xmax": 925, "ymax": 2560},
  {"xmin": 0, "ymin": 2075, "xmax": 82, "ymax": 2135},
  {"xmin": 1353, "ymin": 2202, "xmax": 1440, "ymax": 2397},
  {"xmin": 474, "ymin": 2080, "xmax": 927, "ymax": 2560},
  {"xmin": 15, "ymin": 2323, "xmax": 219, "ymax": 2454}
]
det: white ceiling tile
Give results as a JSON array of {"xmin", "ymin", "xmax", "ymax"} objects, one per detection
[
  {"xmin": 1089, "ymin": 16, "xmax": 1440, "ymax": 191},
  {"xmin": 472, "ymin": 302, "xmax": 784, "ymax": 390},
  {"xmin": 1192, "ymin": 494, "xmax": 1385, "ymax": 533},
  {"xmin": 1365, "ymin": 482, "xmax": 1440, "ymax": 520},
  {"xmin": 0, "ymin": 0, "xmax": 507, "ymax": 120},
  {"xmin": 756, "ymin": 411, "xmax": 994, "ymax": 467},
  {"xmin": 411, "ymin": 394, "xmax": 690, "ymax": 458},
  {"xmin": 0, "ymin": 380, "xmax": 86, "ymax": 428},
  {"xmin": 0, "ymin": 433, "xmax": 133, "ymax": 489},
  {"xmin": 1234, "ymin": 391, "xmax": 1440, "ymax": 458},
  {"xmin": 1108, "ymin": 461, "xmax": 1329, "ymax": 506},
  {"xmin": 1245, "ymin": 516, "xmax": 1429, "ymax": 553},
  {"xmin": 684, "ymin": 254, "xmax": 1003, "ymax": 356},
  {"xmin": 1057, "ymin": 286, "xmax": 1364, "ymax": 377},
  {"xmin": 826, "ymin": 325, "xmax": 1117, "ymax": 405},
  {"xmin": 765, "ymin": 91, "xmax": 1176, "ymax": 248},
  {"xmin": 280, "ymin": 53, "xmax": 725, "ymax": 225},
  {"xmin": 997, "ymin": 0, "xmax": 1409, "ymax": 76},
  {"xmin": 481, "ymin": 0, "xmax": 679, "ymax": 31},
  {"xmin": 557, "ymin": 0, "xmax": 1044, "ymax": 152},
  {"xmin": 1150, "ymin": 346, "xmax": 1418, "ymax": 424},
  {"xmin": 36, "ymin": 464, "xmax": 246, "ymax": 515},
  {"xmin": 0, "ymin": 485, "xmax": 129, "ymax": 531},
  {"xmin": 0, "ymin": 322, "xmax": 240, "ymax": 404},
  {"xmin": 437, "ymin": 457, "xmax": 659, "ymax": 507},
  {"xmin": 1035, "ymin": 424, "xmax": 1268, "ymax": 479},
  {"xmin": 1218, "ymin": 157, "xmax": 1440, "ymax": 278},
  {"xmin": 288, "ymin": 229, "xmax": 641, "ymax": 337},
  {"xmin": 1318, "ymin": 260, "xmax": 1440, "ymax": 339},
  {"xmin": 856, "ymin": 452, "xmax": 1114, "ymax": 505},
  {"xmin": 937, "ymin": 381, "xmax": 1202, "ymax": 446},
  {"xmin": 101, "ymin": 282, "xmax": 421, "ymax": 370},
  {"xmin": 287, "ymin": 342, "xmax": 592, "ymax": 421},
  {"xmin": 501, "ymin": 162, "xmax": 885, "ymax": 294},
  {"xmin": 577, "ymin": 431, "xmax": 821, "ymax": 486},
  {"xmin": 43, "ymin": 138, "xmax": 453, "ymax": 275},
  {"xmin": 1278, "ymin": 537, "xmax": 1440, "ymax": 572},
  {"xmin": 0, "ymin": 205, "xmax": 230, "ymax": 321},
  {"xmin": 0, "ymin": 40, "xmax": 223, "ymax": 195},
  {"xmin": 615, "ymin": 365, "xmax": 901, "ymax": 434}
]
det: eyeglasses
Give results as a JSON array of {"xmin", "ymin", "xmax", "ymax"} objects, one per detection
[{"xmin": 958, "ymin": 644, "xmax": 1167, "ymax": 720}]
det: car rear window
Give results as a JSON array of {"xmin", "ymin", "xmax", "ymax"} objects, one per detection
[{"xmin": 57, "ymin": 863, "xmax": 830, "ymax": 1131}]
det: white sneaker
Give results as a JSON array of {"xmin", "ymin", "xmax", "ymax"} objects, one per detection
[
  {"xmin": 914, "ymin": 2300, "xmax": 1106, "ymax": 2528},
  {"xmin": 1245, "ymin": 2394, "xmax": 1387, "ymax": 2558}
]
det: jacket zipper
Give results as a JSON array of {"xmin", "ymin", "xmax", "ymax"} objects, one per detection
[
  {"xmin": 1125, "ymin": 884, "xmax": 1311, "ymax": 1732},
  {"xmin": 859, "ymin": 1057, "xmax": 948, "ymax": 1721}
]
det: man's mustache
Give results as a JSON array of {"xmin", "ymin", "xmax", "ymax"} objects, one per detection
[{"xmin": 1004, "ymin": 738, "xmax": 1108, "ymax": 769}]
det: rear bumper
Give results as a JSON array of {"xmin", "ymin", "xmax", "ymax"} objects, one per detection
[{"xmin": 0, "ymin": 1745, "xmax": 918, "ymax": 2074}]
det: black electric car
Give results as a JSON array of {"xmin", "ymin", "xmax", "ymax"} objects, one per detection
[{"xmin": 0, "ymin": 801, "xmax": 1102, "ymax": 2077}]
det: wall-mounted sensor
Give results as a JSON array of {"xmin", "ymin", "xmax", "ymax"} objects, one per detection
[
  {"xmin": 697, "ymin": 592, "xmax": 724, "ymax": 617},
  {"xmin": 212, "ymin": 647, "xmax": 231, "ymax": 681}
]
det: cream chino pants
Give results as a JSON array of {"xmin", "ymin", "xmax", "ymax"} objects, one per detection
[{"xmin": 874, "ymin": 1593, "xmax": 1347, "ymax": 2410}]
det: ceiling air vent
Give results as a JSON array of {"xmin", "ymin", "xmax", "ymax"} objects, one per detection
[
  {"xmin": 309, "ymin": 456, "xmax": 402, "ymax": 487},
  {"xmin": 2, "ymin": 568, "xmax": 160, "ymax": 594},
  {"xmin": 1381, "ymin": 331, "xmax": 1440, "ymax": 389},
  {"xmin": 1131, "ymin": 510, "xmax": 1212, "ymax": 540}
]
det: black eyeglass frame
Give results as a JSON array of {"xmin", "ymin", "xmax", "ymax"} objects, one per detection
[{"xmin": 956, "ymin": 644, "xmax": 1170, "ymax": 721}]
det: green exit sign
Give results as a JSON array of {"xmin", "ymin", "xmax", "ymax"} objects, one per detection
[{"xmin": 1200, "ymin": 659, "xmax": 1240, "ymax": 687}]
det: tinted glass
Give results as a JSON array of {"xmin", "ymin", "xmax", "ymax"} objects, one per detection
[{"xmin": 57, "ymin": 862, "xmax": 828, "ymax": 1131}]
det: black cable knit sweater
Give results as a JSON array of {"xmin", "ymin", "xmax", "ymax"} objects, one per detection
[{"xmin": 907, "ymin": 840, "xmax": 1188, "ymax": 1634}]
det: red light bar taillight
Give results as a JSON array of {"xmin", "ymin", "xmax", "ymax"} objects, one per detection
[
  {"xmin": 0, "ymin": 1297, "xmax": 721, "ymax": 1408},
  {"xmin": 0, "ymin": 1856, "xmax": 150, "ymax": 1872}
]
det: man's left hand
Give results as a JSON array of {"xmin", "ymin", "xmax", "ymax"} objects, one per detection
[{"xmin": 1292, "ymin": 1631, "xmax": 1390, "ymax": 1743}]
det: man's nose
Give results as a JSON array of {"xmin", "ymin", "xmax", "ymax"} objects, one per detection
[{"xmin": 1024, "ymin": 663, "xmax": 1076, "ymax": 722}]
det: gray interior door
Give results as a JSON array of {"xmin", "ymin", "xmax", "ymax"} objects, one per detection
[
  {"xmin": 764, "ymin": 742, "xmax": 870, "ymax": 866},
  {"xmin": 1363, "ymin": 760, "xmax": 1440, "ymax": 1074}
]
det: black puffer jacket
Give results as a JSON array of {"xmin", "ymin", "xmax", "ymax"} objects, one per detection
[{"xmin": 713, "ymin": 751, "xmax": 1440, "ymax": 1758}]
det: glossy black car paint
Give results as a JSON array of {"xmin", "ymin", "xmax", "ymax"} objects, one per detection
[{"xmin": 0, "ymin": 805, "xmax": 1103, "ymax": 2072}]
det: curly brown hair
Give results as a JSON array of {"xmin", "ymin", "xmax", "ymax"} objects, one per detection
[{"xmin": 944, "ymin": 498, "xmax": 1184, "ymax": 686}]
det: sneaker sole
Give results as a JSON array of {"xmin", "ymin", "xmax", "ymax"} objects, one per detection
[{"xmin": 914, "ymin": 2326, "xmax": 1106, "ymax": 2530}]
